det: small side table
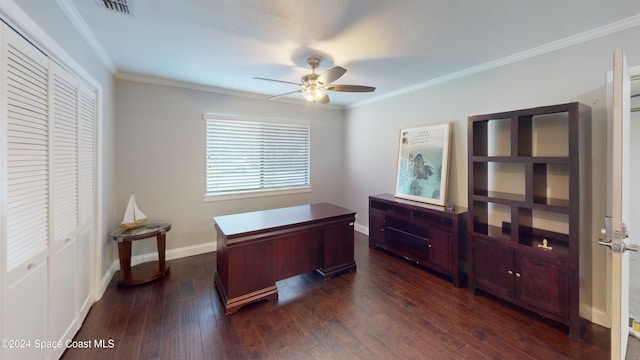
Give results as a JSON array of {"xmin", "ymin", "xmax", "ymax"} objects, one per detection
[{"xmin": 111, "ymin": 223, "xmax": 171, "ymax": 286}]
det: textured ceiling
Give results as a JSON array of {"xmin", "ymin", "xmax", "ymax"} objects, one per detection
[{"xmin": 65, "ymin": 0, "xmax": 640, "ymax": 107}]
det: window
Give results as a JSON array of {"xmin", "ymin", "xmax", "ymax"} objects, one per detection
[{"xmin": 205, "ymin": 115, "xmax": 311, "ymax": 200}]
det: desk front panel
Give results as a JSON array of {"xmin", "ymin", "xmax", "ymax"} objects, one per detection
[{"xmin": 214, "ymin": 210, "xmax": 355, "ymax": 314}]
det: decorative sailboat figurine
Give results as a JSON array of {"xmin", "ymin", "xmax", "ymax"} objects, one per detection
[{"xmin": 119, "ymin": 193, "xmax": 147, "ymax": 229}]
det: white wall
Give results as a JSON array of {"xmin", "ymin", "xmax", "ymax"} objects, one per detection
[
  {"xmin": 114, "ymin": 78, "xmax": 346, "ymax": 258},
  {"xmin": 343, "ymin": 25, "xmax": 640, "ymax": 324}
]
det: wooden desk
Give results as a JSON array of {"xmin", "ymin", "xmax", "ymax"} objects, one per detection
[
  {"xmin": 111, "ymin": 223, "xmax": 171, "ymax": 286},
  {"xmin": 213, "ymin": 203, "xmax": 356, "ymax": 314}
]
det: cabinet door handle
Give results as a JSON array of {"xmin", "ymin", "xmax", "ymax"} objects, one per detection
[
  {"xmin": 515, "ymin": 272, "xmax": 522, "ymax": 278},
  {"xmin": 507, "ymin": 270, "xmax": 513, "ymax": 275}
]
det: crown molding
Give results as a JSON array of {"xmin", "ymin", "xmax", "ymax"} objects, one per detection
[
  {"xmin": 349, "ymin": 14, "xmax": 640, "ymax": 109},
  {"xmin": 116, "ymin": 72, "xmax": 345, "ymax": 110},
  {"xmin": 56, "ymin": 0, "xmax": 116, "ymax": 73},
  {"xmin": 0, "ymin": 0, "xmax": 103, "ymax": 90}
]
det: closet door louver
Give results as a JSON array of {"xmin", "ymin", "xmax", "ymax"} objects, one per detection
[
  {"xmin": 78, "ymin": 83, "xmax": 95, "ymax": 228},
  {"xmin": 50, "ymin": 61, "xmax": 78, "ymax": 245},
  {"xmin": 4, "ymin": 26, "xmax": 49, "ymax": 273},
  {"xmin": 76, "ymin": 82, "xmax": 96, "ymax": 320},
  {"xmin": 2, "ymin": 26, "xmax": 49, "ymax": 360}
]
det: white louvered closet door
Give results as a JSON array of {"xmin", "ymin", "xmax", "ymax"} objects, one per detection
[
  {"xmin": 1, "ymin": 25, "xmax": 50, "ymax": 360},
  {"xmin": 48, "ymin": 60, "xmax": 80, "ymax": 358},
  {"xmin": 1, "ymin": 21, "xmax": 99, "ymax": 360},
  {"xmin": 76, "ymin": 81, "xmax": 96, "ymax": 321}
]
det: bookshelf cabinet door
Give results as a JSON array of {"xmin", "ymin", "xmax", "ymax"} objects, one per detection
[
  {"xmin": 515, "ymin": 251, "xmax": 569, "ymax": 317},
  {"xmin": 474, "ymin": 238, "xmax": 514, "ymax": 298}
]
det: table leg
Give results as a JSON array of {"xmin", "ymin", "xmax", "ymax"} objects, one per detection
[
  {"xmin": 117, "ymin": 241, "xmax": 133, "ymax": 283},
  {"xmin": 157, "ymin": 231, "xmax": 167, "ymax": 273}
]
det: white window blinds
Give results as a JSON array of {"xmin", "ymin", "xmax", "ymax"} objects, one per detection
[
  {"xmin": 205, "ymin": 117, "xmax": 310, "ymax": 197},
  {"xmin": 5, "ymin": 31, "xmax": 50, "ymax": 271}
]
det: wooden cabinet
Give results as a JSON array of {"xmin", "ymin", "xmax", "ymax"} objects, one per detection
[
  {"xmin": 369, "ymin": 194, "xmax": 467, "ymax": 287},
  {"xmin": 474, "ymin": 238, "xmax": 569, "ymax": 317},
  {"xmin": 467, "ymin": 102, "xmax": 590, "ymax": 340}
]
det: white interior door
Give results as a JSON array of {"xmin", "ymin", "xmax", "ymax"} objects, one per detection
[
  {"xmin": 604, "ymin": 50, "xmax": 633, "ymax": 360},
  {"xmin": 1, "ymin": 23, "xmax": 50, "ymax": 360},
  {"xmin": 77, "ymin": 81, "xmax": 97, "ymax": 320},
  {"xmin": 49, "ymin": 59, "xmax": 81, "ymax": 360},
  {"xmin": 630, "ymin": 77, "xmax": 640, "ymax": 333}
]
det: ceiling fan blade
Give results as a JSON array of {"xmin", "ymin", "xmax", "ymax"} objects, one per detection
[
  {"xmin": 317, "ymin": 66, "xmax": 346, "ymax": 85},
  {"xmin": 267, "ymin": 89, "xmax": 302, "ymax": 100},
  {"xmin": 254, "ymin": 77, "xmax": 301, "ymax": 86},
  {"xmin": 326, "ymin": 85, "xmax": 375, "ymax": 92}
]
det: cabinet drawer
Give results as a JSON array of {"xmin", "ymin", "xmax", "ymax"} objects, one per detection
[{"xmin": 385, "ymin": 225, "xmax": 430, "ymax": 263}]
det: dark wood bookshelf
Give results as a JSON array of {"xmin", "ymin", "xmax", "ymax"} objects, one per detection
[{"xmin": 467, "ymin": 102, "xmax": 591, "ymax": 340}]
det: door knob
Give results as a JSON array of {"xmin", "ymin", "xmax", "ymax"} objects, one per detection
[
  {"xmin": 599, "ymin": 240, "xmax": 638, "ymax": 253},
  {"xmin": 623, "ymin": 243, "xmax": 638, "ymax": 253},
  {"xmin": 598, "ymin": 238, "xmax": 612, "ymax": 249}
]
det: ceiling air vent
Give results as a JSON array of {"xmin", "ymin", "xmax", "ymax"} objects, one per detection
[{"xmin": 99, "ymin": 0, "xmax": 132, "ymax": 15}]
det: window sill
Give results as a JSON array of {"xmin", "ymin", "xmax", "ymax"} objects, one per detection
[{"xmin": 204, "ymin": 186, "xmax": 312, "ymax": 202}]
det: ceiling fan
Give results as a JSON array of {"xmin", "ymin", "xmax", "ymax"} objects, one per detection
[{"xmin": 254, "ymin": 57, "xmax": 375, "ymax": 104}]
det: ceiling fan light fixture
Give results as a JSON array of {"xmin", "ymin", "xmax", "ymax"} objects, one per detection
[
  {"xmin": 302, "ymin": 85, "xmax": 326, "ymax": 102},
  {"xmin": 255, "ymin": 55, "xmax": 374, "ymax": 104}
]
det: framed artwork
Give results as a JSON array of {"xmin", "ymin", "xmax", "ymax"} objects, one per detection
[{"xmin": 394, "ymin": 122, "xmax": 452, "ymax": 206}]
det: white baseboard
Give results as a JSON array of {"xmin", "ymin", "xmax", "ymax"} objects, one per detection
[
  {"xmin": 355, "ymin": 223, "xmax": 368, "ymax": 236},
  {"xmin": 96, "ymin": 261, "xmax": 117, "ymax": 300},
  {"xmin": 96, "ymin": 241, "xmax": 216, "ymax": 300},
  {"xmin": 129, "ymin": 241, "xmax": 216, "ymax": 267},
  {"xmin": 589, "ymin": 307, "xmax": 610, "ymax": 328},
  {"xmin": 580, "ymin": 302, "xmax": 609, "ymax": 327}
]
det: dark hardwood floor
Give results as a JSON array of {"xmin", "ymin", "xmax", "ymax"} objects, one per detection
[{"xmin": 62, "ymin": 232, "xmax": 609, "ymax": 359}]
